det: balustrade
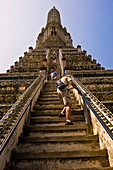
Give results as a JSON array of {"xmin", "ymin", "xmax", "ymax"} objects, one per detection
[
  {"xmin": 72, "ymin": 76, "xmax": 113, "ymax": 166},
  {"xmin": 0, "ymin": 72, "xmax": 46, "ymax": 170}
]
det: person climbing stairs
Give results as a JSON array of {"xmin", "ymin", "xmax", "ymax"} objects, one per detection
[{"xmin": 6, "ymin": 80, "xmax": 112, "ymax": 170}]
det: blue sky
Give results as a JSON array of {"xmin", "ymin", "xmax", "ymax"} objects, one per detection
[{"xmin": 0, "ymin": 0, "xmax": 113, "ymax": 73}]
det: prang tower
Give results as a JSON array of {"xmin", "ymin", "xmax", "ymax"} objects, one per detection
[
  {"xmin": 0, "ymin": 7, "xmax": 113, "ymax": 170},
  {"xmin": 2, "ymin": 6, "xmax": 113, "ymax": 113}
]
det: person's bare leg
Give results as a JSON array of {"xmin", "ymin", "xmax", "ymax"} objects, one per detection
[
  {"xmin": 65, "ymin": 106, "xmax": 71, "ymax": 121},
  {"xmin": 61, "ymin": 107, "xmax": 66, "ymax": 114},
  {"xmin": 65, "ymin": 106, "xmax": 73, "ymax": 125},
  {"xmin": 58, "ymin": 106, "xmax": 66, "ymax": 117}
]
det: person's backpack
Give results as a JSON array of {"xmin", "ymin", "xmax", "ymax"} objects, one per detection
[{"xmin": 56, "ymin": 79, "xmax": 68, "ymax": 90}]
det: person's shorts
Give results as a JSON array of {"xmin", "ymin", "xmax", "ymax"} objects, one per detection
[{"xmin": 57, "ymin": 88, "xmax": 72, "ymax": 107}]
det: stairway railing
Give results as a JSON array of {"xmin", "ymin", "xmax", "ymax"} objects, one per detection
[
  {"xmin": 72, "ymin": 75, "xmax": 113, "ymax": 167},
  {"xmin": 59, "ymin": 48, "xmax": 65, "ymax": 77},
  {"xmin": 0, "ymin": 71, "xmax": 46, "ymax": 170}
]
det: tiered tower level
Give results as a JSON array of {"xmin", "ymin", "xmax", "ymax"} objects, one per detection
[{"xmin": 0, "ymin": 6, "xmax": 113, "ymax": 117}]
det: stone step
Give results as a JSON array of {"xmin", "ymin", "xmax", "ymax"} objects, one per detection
[
  {"xmin": 29, "ymin": 130, "xmax": 86, "ymax": 137},
  {"xmin": 40, "ymin": 91, "xmax": 75, "ymax": 97},
  {"xmin": 28, "ymin": 123, "xmax": 87, "ymax": 132},
  {"xmin": 9, "ymin": 162, "xmax": 113, "ymax": 170},
  {"xmin": 42, "ymin": 89, "xmax": 57, "ymax": 92},
  {"xmin": 37, "ymin": 100, "xmax": 63, "ymax": 104},
  {"xmin": 38, "ymin": 96, "xmax": 76, "ymax": 101},
  {"xmin": 30, "ymin": 115, "xmax": 85, "ymax": 124},
  {"xmin": 11, "ymin": 150, "xmax": 109, "ymax": 170},
  {"xmin": 39, "ymin": 94, "xmax": 59, "ymax": 98},
  {"xmin": 44, "ymin": 84, "xmax": 57, "ymax": 87},
  {"xmin": 37, "ymin": 96, "xmax": 76, "ymax": 101},
  {"xmin": 20, "ymin": 134, "xmax": 98, "ymax": 143},
  {"xmin": 43, "ymin": 87, "xmax": 57, "ymax": 90},
  {"xmin": 40, "ymin": 91, "xmax": 57, "ymax": 95},
  {"xmin": 14, "ymin": 142, "xmax": 99, "ymax": 153},
  {"xmin": 27, "ymin": 125, "xmax": 87, "ymax": 136},
  {"xmin": 41, "ymin": 90, "xmax": 74, "ymax": 94},
  {"xmin": 31, "ymin": 109, "xmax": 83, "ymax": 116},
  {"xmin": 37, "ymin": 97, "xmax": 59, "ymax": 101},
  {"xmin": 41, "ymin": 92, "xmax": 74, "ymax": 96},
  {"xmin": 34, "ymin": 104, "xmax": 81, "ymax": 110},
  {"xmin": 12, "ymin": 149, "xmax": 107, "ymax": 160},
  {"xmin": 37, "ymin": 100, "xmax": 78, "ymax": 105},
  {"xmin": 16, "ymin": 135, "xmax": 100, "ymax": 155}
]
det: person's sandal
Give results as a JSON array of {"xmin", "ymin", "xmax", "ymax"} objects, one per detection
[
  {"xmin": 58, "ymin": 113, "xmax": 65, "ymax": 117},
  {"xmin": 65, "ymin": 121, "xmax": 74, "ymax": 125}
]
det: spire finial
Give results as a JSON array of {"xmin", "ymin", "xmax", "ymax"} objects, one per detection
[{"xmin": 46, "ymin": 6, "xmax": 61, "ymax": 25}]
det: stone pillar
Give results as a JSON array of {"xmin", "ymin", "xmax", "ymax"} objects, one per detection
[
  {"xmin": 28, "ymin": 46, "xmax": 33, "ymax": 53},
  {"xmin": 77, "ymin": 45, "xmax": 81, "ymax": 51},
  {"xmin": 46, "ymin": 49, "xmax": 50, "ymax": 79},
  {"xmin": 59, "ymin": 48, "xmax": 64, "ymax": 77}
]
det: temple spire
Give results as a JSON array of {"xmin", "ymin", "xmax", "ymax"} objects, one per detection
[{"xmin": 46, "ymin": 6, "xmax": 61, "ymax": 25}]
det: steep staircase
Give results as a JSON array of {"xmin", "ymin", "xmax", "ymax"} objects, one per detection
[{"xmin": 7, "ymin": 80, "xmax": 112, "ymax": 170}]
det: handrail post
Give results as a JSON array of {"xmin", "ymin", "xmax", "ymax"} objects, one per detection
[
  {"xmin": 23, "ymin": 99, "xmax": 32, "ymax": 137},
  {"xmin": 73, "ymin": 87, "xmax": 93, "ymax": 135},
  {"xmin": 82, "ymin": 98, "xmax": 93, "ymax": 134}
]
